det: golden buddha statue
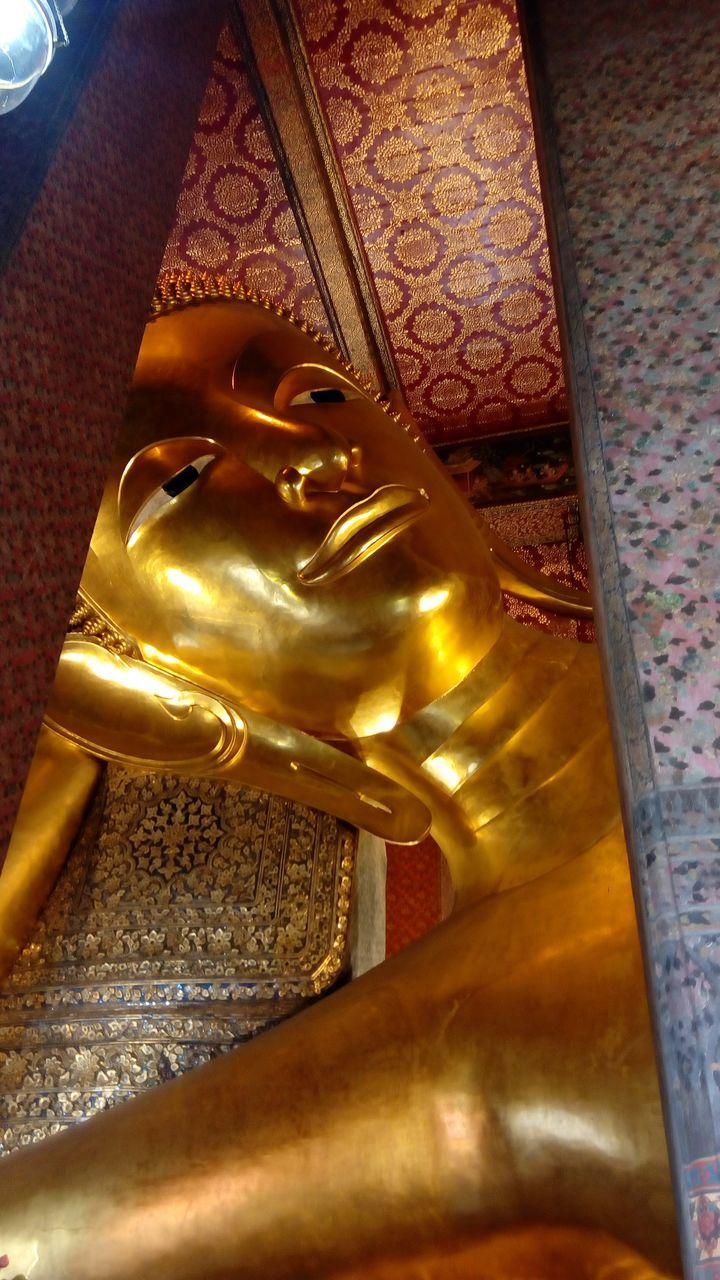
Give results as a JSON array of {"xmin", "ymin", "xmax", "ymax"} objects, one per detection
[{"xmin": 0, "ymin": 278, "xmax": 679, "ymax": 1279}]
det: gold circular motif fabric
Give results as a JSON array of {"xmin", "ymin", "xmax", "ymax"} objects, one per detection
[
  {"xmin": 161, "ymin": 23, "xmax": 329, "ymax": 338},
  {"xmin": 299, "ymin": 0, "xmax": 567, "ymax": 440}
]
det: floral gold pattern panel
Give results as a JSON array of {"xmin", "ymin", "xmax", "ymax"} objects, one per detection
[
  {"xmin": 0, "ymin": 768, "xmax": 354, "ymax": 1153},
  {"xmin": 161, "ymin": 23, "xmax": 329, "ymax": 336},
  {"xmin": 297, "ymin": 0, "xmax": 566, "ymax": 441}
]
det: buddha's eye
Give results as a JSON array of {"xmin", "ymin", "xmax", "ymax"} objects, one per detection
[
  {"xmin": 162, "ymin": 462, "xmax": 204, "ymax": 497},
  {"xmin": 126, "ymin": 454, "xmax": 215, "ymax": 547},
  {"xmin": 289, "ymin": 387, "xmax": 363, "ymax": 406}
]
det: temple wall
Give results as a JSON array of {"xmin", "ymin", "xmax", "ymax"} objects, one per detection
[{"xmin": 523, "ymin": 2, "xmax": 720, "ymax": 1272}]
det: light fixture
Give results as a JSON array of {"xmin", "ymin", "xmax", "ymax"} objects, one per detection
[{"xmin": 0, "ymin": 0, "xmax": 70, "ymax": 116}]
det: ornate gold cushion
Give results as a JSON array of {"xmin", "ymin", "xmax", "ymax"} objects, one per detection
[{"xmin": 0, "ymin": 768, "xmax": 354, "ymax": 1153}]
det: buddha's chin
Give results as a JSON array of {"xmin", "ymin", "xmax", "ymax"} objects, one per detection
[
  {"xmin": 158, "ymin": 567, "xmax": 502, "ymax": 739},
  {"xmin": 265, "ymin": 616, "xmax": 499, "ymax": 741}
]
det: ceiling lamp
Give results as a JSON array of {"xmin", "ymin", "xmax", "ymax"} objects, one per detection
[{"xmin": 0, "ymin": 0, "xmax": 70, "ymax": 115}]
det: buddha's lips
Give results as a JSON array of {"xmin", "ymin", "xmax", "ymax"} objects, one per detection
[{"xmin": 298, "ymin": 484, "xmax": 428, "ymax": 586}]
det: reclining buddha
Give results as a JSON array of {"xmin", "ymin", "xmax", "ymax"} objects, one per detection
[{"xmin": 0, "ymin": 277, "xmax": 679, "ymax": 1279}]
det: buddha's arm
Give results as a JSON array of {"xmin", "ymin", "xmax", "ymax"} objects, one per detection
[
  {"xmin": 44, "ymin": 638, "xmax": 430, "ymax": 844},
  {"xmin": 0, "ymin": 725, "xmax": 101, "ymax": 980}
]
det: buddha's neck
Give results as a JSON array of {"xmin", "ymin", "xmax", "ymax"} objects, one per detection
[{"xmin": 357, "ymin": 617, "xmax": 621, "ymax": 905}]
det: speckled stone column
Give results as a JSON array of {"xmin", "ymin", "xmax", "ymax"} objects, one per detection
[{"xmin": 522, "ymin": 2, "xmax": 720, "ymax": 1273}]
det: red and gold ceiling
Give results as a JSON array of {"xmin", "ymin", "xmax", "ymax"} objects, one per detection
[
  {"xmin": 161, "ymin": 24, "xmax": 329, "ymax": 335},
  {"xmin": 162, "ymin": 2, "xmax": 566, "ymax": 444}
]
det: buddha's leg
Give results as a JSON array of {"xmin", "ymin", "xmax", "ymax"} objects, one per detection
[
  {"xmin": 0, "ymin": 828, "xmax": 679, "ymax": 1280},
  {"xmin": 0, "ymin": 726, "xmax": 101, "ymax": 979}
]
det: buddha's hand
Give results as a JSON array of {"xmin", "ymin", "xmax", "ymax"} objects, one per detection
[
  {"xmin": 45, "ymin": 639, "xmax": 430, "ymax": 843},
  {"xmin": 46, "ymin": 638, "xmax": 247, "ymax": 771}
]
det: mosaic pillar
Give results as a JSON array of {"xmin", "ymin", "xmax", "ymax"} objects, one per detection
[
  {"xmin": 0, "ymin": 0, "xmax": 227, "ymax": 861},
  {"xmin": 522, "ymin": 2, "xmax": 720, "ymax": 1273}
]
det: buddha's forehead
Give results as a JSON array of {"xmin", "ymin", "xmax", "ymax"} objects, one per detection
[
  {"xmin": 116, "ymin": 299, "xmax": 384, "ymax": 473},
  {"xmin": 135, "ymin": 300, "xmax": 356, "ymax": 399}
]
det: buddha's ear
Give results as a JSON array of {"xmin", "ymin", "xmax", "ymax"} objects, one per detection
[
  {"xmin": 392, "ymin": 388, "xmax": 593, "ymax": 620},
  {"xmin": 479, "ymin": 517, "xmax": 593, "ymax": 619},
  {"xmin": 46, "ymin": 640, "xmax": 431, "ymax": 845}
]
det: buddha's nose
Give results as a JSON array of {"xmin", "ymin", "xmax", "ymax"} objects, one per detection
[{"xmin": 275, "ymin": 430, "xmax": 361, "ymax": 510}]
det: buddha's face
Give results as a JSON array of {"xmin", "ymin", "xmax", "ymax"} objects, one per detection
[{"xmin": 83, "ymin": 300, "xmax": 503, "ymax": 738}]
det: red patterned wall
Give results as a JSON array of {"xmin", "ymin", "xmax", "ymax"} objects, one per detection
[
  {"xmin": 297, "ymin": 0, "xmax": 566, "ymax": 442},
  {"xmin": 385, "ymin": 836, "xmax": 447, "ymax": 957},
  {"xmin": 0, "ymin": 0, "xmax": 226, "ymax": 860},
  {"xmin": 161, "ymin": 24, "xmax": 329, "ymax": 336}
]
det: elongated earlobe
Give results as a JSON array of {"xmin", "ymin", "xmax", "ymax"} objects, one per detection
[{"xmin": 481, "ymin": 518, "xmax": 593, "ymax": 619}]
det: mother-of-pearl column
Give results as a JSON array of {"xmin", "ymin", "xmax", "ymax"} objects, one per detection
[{"xmin": 521, "ymin": 2, "xmax": 720, "ymax": 1273}]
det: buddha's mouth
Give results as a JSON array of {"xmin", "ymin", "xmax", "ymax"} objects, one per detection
[{"xmin": 298, "ymin": 484, "xmax": 429, "ymax": 586}]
